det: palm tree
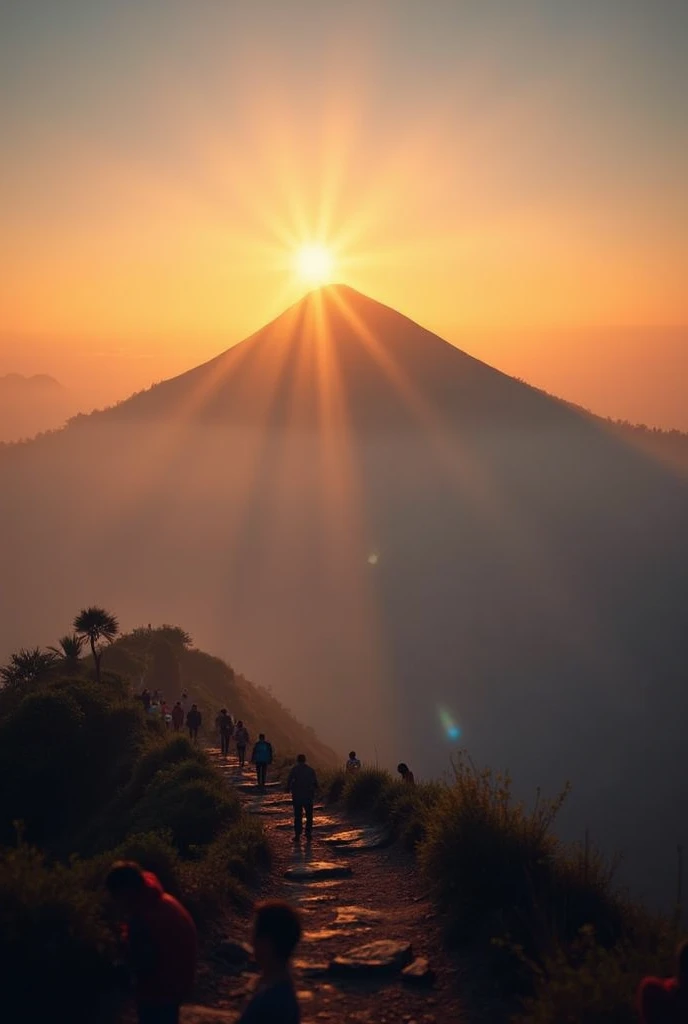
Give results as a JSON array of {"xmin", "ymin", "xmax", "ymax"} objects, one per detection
[
  {"xmin": 73, "ymin": 606, "xmax": 119, "ymax": 683},
  {"xmin": 48, "ymin": 633, "xmax": 85, "ymax": 667},
  {"xmin": 0, "ymin": 647, "xmax": 57, "ymax": 688}
]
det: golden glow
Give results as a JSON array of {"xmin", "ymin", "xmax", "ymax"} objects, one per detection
[{"xmin": 295, "ymin": 244, "xmax": 335, "ymax": 285}]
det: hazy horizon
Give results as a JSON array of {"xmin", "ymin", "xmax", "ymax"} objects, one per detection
[{"xmin": 2, "ymin": 308, "xmax": 688, "ymax": 440}]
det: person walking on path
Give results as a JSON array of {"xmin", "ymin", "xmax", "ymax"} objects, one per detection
[
  {"xmin": 251, "ymin": 733, "xmax": 274, "ymax": 786},
  {"xmin": 106, "ymin": 860, "xmax": 197, "ymax": 1024},
  {"xmin": 346, "ymin": 751, "xmax": 361, "ymax": 773},
  {"xmin": 186, "ymin": 704, "xmax": 201, "ymax": 743},
  {"xmin": 216, "ymin": 708, "xmax": 233, "ymax": 757},
  {"xmin": 237, "ymin": 901, "xmax": 302, "ymax": 1024},
  {"xmin": 397, "ymin": 762, "xmax": 415, "ymax": 785},
  {"xmin": 235, "ymin": 720, "xmax": 250, "ymax": 767},
  {"xmin": 140, "ymin": 688, "xmax": 151, "ymax": 712},
  {"xmin": 171, "ymin": 701, "xmax": 184, "ymax": 732},
  {"xmin": 638, "ymin": 939, "xmax": 688, "ymax": 1022},
  {"xmin": 286, "ymin": 754, "xmax": 319, "ymax": 843}
]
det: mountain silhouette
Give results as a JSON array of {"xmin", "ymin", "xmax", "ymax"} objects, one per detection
[
  {"xmin": 0, "ymin": 373, "xmax": 78, "ymax": 443},
  {"xmin": 2, "ymin": 285, "xmax": 688, "ymax": 909},
  {"xmin": 98, "ymin": 284, "xmax": 571, "ymax": 431}
]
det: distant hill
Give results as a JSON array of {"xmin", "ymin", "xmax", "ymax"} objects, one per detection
[
  {"xmin": 0, "ymin": 372, "xmax": 79, "ymax": 442},
  {"xmin": 1, "ymin": 285, "xmax": 687, "ymax": 909},
  {"xmin": 105, "ymin": 625, "xmax": 338, "ymax": 766}
]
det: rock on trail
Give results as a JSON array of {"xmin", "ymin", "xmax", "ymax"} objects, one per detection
[{"xmin": 194, "ymin": 747, "xmax": 472, "ymax": 1023}]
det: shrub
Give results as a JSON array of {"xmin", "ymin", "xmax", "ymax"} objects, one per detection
[
  {"xmin": 180, "ymin": 817, "xmax": 271, "ymax": 924},
  {"xmin": 0, "ymin": 844, "xmax": 115, "ymax": 1023},
  {"xmin": 319, "ymin": 768, "xmax": 346, "ymax": 804},
  {"xmin": 514, "ymin": 923, "xmax": 676, "ymax": 1023},
  {"xmin": 125, "ymin": 735, "xmax": 207, "ymax": 802},
  {"xmin": 419, "ymin": 757, "xmax": 568, "ymax": 943},
  {"xmin": 342, "ymin": 768, "xmax": 389, "ymax": 812},
  {"xmin": 128, "ymin": 759, "xmax": 241, "ymax": 853}
]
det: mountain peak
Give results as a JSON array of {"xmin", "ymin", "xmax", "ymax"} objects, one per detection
[{"xmin": 101, "ymin": 287, "xmax": 567, "ymax": 432}]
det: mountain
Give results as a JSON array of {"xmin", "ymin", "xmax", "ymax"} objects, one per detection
[
  {"xmin": 0, "ymin": 372, "xmax": 78, "ymax": 442},
  {"xmin": 2, "ymin": 285, "xmax": 687, "ymax": 908}
]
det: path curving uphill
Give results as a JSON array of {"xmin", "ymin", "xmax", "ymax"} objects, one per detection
[{"xmin": 181, "ymin": 749, "xmax": 478, "ymax": 1024}]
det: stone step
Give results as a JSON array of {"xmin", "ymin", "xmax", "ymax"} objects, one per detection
[
  {"xmin": 329, "ymin": 939, "xmax": 413, "ymax": 976},
  {"xmin": 284, "ymin": 861, "xmax": 353, "ymax": 882}
]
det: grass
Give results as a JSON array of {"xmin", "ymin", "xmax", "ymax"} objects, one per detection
[{"xmin": 323, "ymin": 754, "xmax": 684, "ymax": 1021}]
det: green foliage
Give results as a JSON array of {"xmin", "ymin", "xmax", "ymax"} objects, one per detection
[
  {"xmin": 514, "ymin": 923, "xmax": 676, "ymax": 1024},
  {"xmin": 0, "ymin": 844, "xmax": 115, "ymax": 1023},
  {"xmin": 418, "ymin": 757, "xmax": 625, "ymax": 953},
  {"xmin": 128, "ymin": 760, "xmax": 241, "ymax": 853},
  {"xmin": 48, "ymin": 633, "xmax": 85, "ymax": 663},
  {"xmin": 0, "ymin": 678, "xmax": 148, "ymax": 847},
  {"xmin": 0, "ymin": 646, "xmax": 57, "ymax": 688},
  {"xmin": 342, "ymin": 767, "xmax": 389, "ymax": 812}
]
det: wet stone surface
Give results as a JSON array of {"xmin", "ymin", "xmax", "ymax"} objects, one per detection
[
  {"xmin": 284, "ymin": 861, "xmax": 353, "ymax": 882},
  {"xmin": 323, "ymin": 827, "xmax": 390, "ymax": 851},
  {"xmin": 333, "ymin": 906, "xmax": 384, "ymax": 927},
  {"xmin": 401, "ymin": 957, "xmax": 436, "ymax": 986},
  {"xmin": 330, "ymin": 940, "xmax": 413, "ymax": 975}
]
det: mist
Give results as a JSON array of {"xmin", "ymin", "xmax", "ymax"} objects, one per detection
[{"xmin": 2, "ymin": 381, "xmax": 688, "ymax": 910}]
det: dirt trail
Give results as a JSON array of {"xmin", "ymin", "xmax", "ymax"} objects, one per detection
[{"xmin": 181, "ymin": 749, "xmax": 474, "ymax": 1024}]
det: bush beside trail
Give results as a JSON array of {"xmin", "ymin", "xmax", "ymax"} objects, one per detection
[
  {"xmin": 0, "ymin": 662, "xmax": 269, "ymax": 1023},
  {"xmin": 322, "ymin": 758, "xmax": 681, "ymax": 1022}
]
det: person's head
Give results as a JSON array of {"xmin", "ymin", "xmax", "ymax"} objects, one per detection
[
  {"xmin": 349, "ymin": 751, "xmax": 356, "ymax": 760},
  {"xmin": 397, "ymin": 762, "xmax": 409, "ymax": 777},
  {"xmin": 252, "ymin": 901, "xmax": 302, "ymax": 971},
  {"xmin": 237, "ymin": 720, "xmax": 243, "ymax": 728},
  {"xmin": 297, "ymin": 753, "xmax": 306, "ymax": 764},
  {"xmin": 677, "ymin": 940, "xmax": 688, "ymax": 985},
  {"xmin": 106, "ymin": 861, "xmax": 147, "ymax": 915},
  {"xmin": 220, "ymin": 708, "xmax": 227, "ymax": 715},
  {"xmin": 175, "ymin": 701, "xmax": 181, "ymax": 707},
  {"xmin": 259, "ymin": 733, "xmax": 265, "ymax": 740},
  {"xmin": 191, "ymin": 703, "xmax": 197, "ymax": 710}
]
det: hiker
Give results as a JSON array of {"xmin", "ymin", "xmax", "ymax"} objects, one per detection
[
  {"xmin": 237, "ymin": 901, "xmax": 301, "ymax": 1024},
  {"xmin": 397, "ymin": 762, "xmax": 415, "ymax": 785},
  {"xmin": 235, "ymin": 720, "xmax": 250, "ymax": 767},
  {"xmin": 638, "ymin": 939, "xmax": 688, "ymax": 1022},
  {"xmin": 346, "ymin": 751, "xmax": 361, "ymax": 773},
  {"xmin": 171, "ymin": 701, "xmax": 184, "ymax": 732},
  {"xmin": 106, "ymin": 860, "xmax": 197, "ymax": 1024},
  {"xmin": 140, "ymin": 688, "xmax": 151, "ymax": 712},
  {"xmin": 186, "ymin": 704, "xmax": 201, "ymax": 743},
  {"xmin": 286, "ymin": 754, "xmax": 318, "ymax": 842},
  {"xmin": 148, "ymin": 701, "xmax": 161, "ymax": 721},
  {"xmin": 251, "ymin": 733, "xmax": 274, "ymax": 787},
  {"xmin": 216, "ymin": 708, "xmax": 233, "ymax": 757},
  {"xmin": 160, "ymin": 700, "xmax": 170, "ymax": 729}
]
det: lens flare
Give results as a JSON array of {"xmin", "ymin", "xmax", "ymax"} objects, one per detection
[{"xmin": 438, "ymin": 706, "xmax": 461, "ymax": 741}]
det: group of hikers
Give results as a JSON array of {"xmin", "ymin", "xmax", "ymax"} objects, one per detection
[
  {"xmin": 138, "ymin": 688, "xmax": 202, "ymax": 741},
  {"xmin": 110, "ymin": 695, "xmax": 683, "ymax": 1023}
]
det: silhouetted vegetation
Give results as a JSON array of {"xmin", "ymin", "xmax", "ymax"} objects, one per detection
[
  {"xmin": 0, "ymin": 611, "xmax": 283, "ymax": 1022},
  {"xmin": 74, "ymin": 606, "xmax": 120, "ymax": 683},
  {"xmin": 323, "ymin": 757, "xmax": 682, "ymax": 1021}
]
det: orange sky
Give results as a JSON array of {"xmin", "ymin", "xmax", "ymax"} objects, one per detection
[{"xmin": 1, "ymin": 2, "xmax": 687, "ymax": 427}]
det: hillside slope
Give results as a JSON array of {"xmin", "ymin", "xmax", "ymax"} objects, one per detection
[{"xmin": 1, "ymin": 286, "xmax": 687, "ymax": 907}]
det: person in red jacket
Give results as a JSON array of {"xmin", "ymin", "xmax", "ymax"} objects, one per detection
[
  {"xmin": 638, "ymin": 940, "xmax": 688, "ymax": 1023},
  {"xmin": 106, "ymin": 861, "xmax": 197, "ymax": 1024}
]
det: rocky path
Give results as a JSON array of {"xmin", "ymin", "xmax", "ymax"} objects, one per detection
[{"xmin": 182, "ymin": 749, "xmax": 471, "ymax": 1024}]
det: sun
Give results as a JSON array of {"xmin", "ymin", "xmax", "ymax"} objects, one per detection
[{"xmin": 295, "ymin": 243, "xmax": 335, "ymax": 285}]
